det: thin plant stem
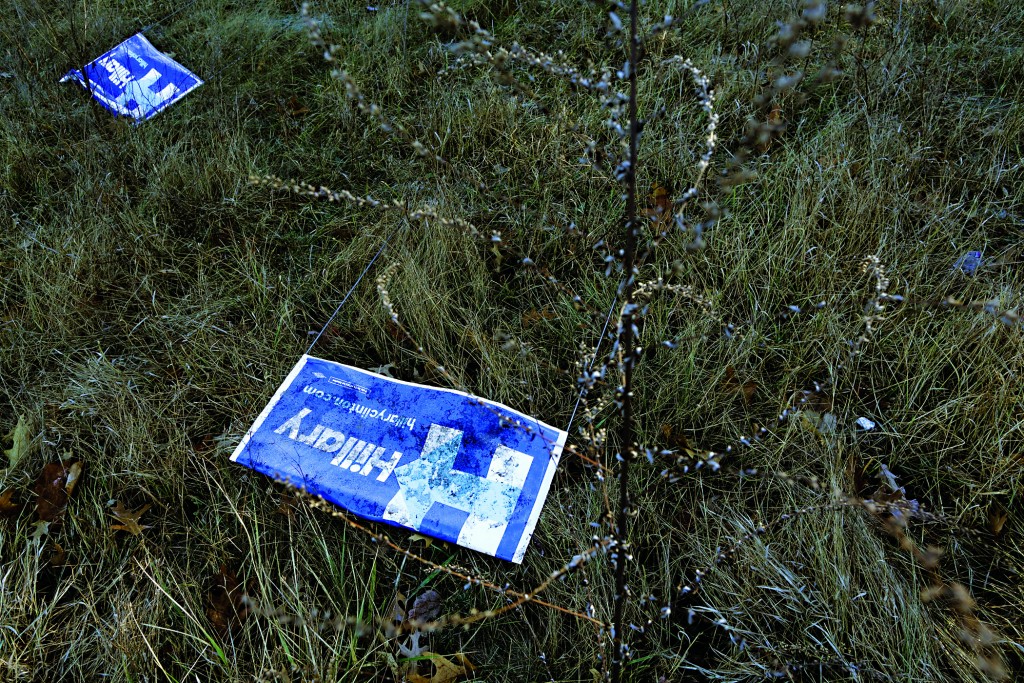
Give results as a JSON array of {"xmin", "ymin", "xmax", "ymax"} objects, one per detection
[{"xmin": 610, "ymin": 1, "xmax": 640, "ymax": 680}]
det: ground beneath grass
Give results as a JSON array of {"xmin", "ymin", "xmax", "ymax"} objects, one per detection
[{"xmin": 1, "ymin": 0, "xmax": 1022, "ymax": 681}]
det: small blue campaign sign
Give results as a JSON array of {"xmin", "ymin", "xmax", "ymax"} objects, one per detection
[
  {"xmin": 60, "ymin": 34, "xmax": 203, "ymax": 122},
  {"xmin": 231, "ymin": 355, "xmax": 567, "ymax": 564},
  {"xmin": 952, "ymin": 250, "xmax": 983, "ymax": 276}
]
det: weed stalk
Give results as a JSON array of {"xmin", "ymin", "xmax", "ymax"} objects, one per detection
[{"xmin": 610, "ymin": 2, "xmax": 640, "ymax": 680}]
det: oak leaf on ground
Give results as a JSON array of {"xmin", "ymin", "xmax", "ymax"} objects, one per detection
[
  {"xmin": 406, "ymin": 652, "xmax": 474, "ymax": 683},
  {"xmin": 110, "ymin": 501, "xmax": 152, "ymax": 535}
]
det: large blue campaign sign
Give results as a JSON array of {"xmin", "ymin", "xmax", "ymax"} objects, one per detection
[
  {"xmin": 61, "ymin": 34, "xmax": 203, "ymax": 122},
  {"xmin": 232, "ymin": 355, "xmax": 567, "ymax": 563}
]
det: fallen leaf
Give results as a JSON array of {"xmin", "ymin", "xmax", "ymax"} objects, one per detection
[
  {"xmin": 34, "ymin": 461, "xmax": 83, "ymax": 524},
  {"xmin": 190, "ymin": 432, "xmax": 216, "ymax": 455},
  {"xmin": 50, "ymin": 542, "xmax": 66, "ymax": 566},
  {"xmin": 722, "ymin": 366, "xmax": 757, "ymax": 404},
  {"xmin": 285, "ymin": 95, "xmax": 310, "ymax": 117},
  {"xmin": 652, "ymin": 183, "xmax": 671, "ymax": 212},
  {"xmin": 428, "ymin": 652, "xmax": 473, "ymax": 683},
  {"xmin": 4, "ymin": 414, "xmax": 31, "ymax": 469},
  {"xmin": 643, "ymin": 183, "xmax": 673, "ymax": 227},
  {"xmin": 385, "ymin": 320, "xmax": 412, "ymax": 343},
  {"xmin": 989, "ymin": 503, "xmax": 1008, "ymax": 537},
  {"xmin": 520, "ymin": 308, "xmax": 556, "ymax": 327},
  {"xmin": 408, "ymin": 533, "xmax": 434, "ymax": 549},
  {"xmin": 207, "ymin": 565, "xmax": 255, "ymax": 636},
  {"xmin": 451, "ymin": 654, "xmax": 474, "ymax": 673},
  {"xmin": 643, "ymin": 181, "xmax": 675, "ymax": 216},
  {"xmin": 660, "ymin": 424, "xmax": 695, "ymax": 456},
  {"xmin": 407, "ymin": 590, "xmax": 442, "ymax": 623},
  {"xmin": 408, "ymin": 652, "xmax": 473, "ymax": 683},
  {"xmin": 64, "ymin": 461, "xmax": 83, "ymax": 497},
  {"xmin": 801, "ymin": 410, "xmax": 837, "ymax": 436},
  {"xmin": 800, "ymin": 388, "xmax": 833, "ymax": 414},
  {"xmin": 31, "ymin": 520, "xmax": 49, "ymax": 541},
  {"xmin": 0, "ymin": 489, "xmax": 21, "ymax": 518},
  {"xmin": 276, "ymin": 492, "xmax": 299, "ymax": 517},
  {"xmin": 110, "ymin": 501, "xmax": 152, "ymax": 535}
]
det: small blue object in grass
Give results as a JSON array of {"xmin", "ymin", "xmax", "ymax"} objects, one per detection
[
  {"xmin": 60, "ymin": 34, "xmax": 203, "ymax": 123},
  {"xmin": 231, "ymin": 355, "xmax": 567, "ymax": 563},
  {"xmin": 952, "ymin": 250, "xmax": 983, "ymax": 275}
]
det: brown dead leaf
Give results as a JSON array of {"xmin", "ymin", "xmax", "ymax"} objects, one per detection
[
  {"xmin": 988, "ymin": 503, "xmax": 1008, "ymax": 537},
  {"xmin": 389, "ymin": 591, "xmax": 407, "ymax": 624},
  {"xmin": 207, "ymin": 565, "xmax": 254, "ymax": 636},
  {"xmin": 758, "ymin": 104, "xmax": 785, "ymax": 152},
  {"xmin": 660, "ymin": 424, "xmax": 694, "ymax": 455},
  {"xmin": 520, "ymin": 308, "xmax": 556, "ymax": 327},
  {"xmin": 722, "ymin": 366, "xmax": 757, "ymax": 404},
  {"xmin": 285, "ymin": 95, "xmax": 310, "ymax": 117},
  {"xmin": 643, "ymin": 183, "xmax": 673, "ymax": 227},
  {"xmin": 49, "ymin": 542, "xmax": 66, "ymax": 566},
  {"xmin": 110, "ymin": 501, "xmax": 151, "ymax": 535},
  {"xmin": 34, "ymin": 460, "xmax": 83, "ymax": 525},
  {"xmin": 276, "ymin": 492, "xmax": 299, "ymax": 517},
  {"xmin": 190, "ymin": 432, "xmax": 216, "ymax": 455},
  {"xmin": 34, "ymin": 463, "xmax": 68, "ymax": 522},
  {"xmin": 0, "ymin": 488, "xmax": 22, "ymax": 518},
  {"xmin": 409, "ymin": 652, "xmax": 474, "ymax": 683},
  {"xmin": 386, "ymin": 320, "xmax": 412, "ymax": 343}
]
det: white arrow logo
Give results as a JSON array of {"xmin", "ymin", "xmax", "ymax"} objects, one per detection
[{"xmin": 383, "ymin": 424, "xmax": 533, "ymax": 555}]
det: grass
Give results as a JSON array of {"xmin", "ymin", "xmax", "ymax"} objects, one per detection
[{"xmin": 1, "ymin": 0, "xmax": 1022, "ymax": 680}]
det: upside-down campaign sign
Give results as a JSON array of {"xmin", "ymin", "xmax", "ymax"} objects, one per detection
[
  {"xmin": 60, "ymin": 34, "xmax": 202, "ymax": 122},
  {"xmin": 232, "ymin": 356, "xmax": 567, "ymax": 563}
]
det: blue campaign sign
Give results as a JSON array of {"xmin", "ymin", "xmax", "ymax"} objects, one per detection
[
  {"xmin": 232, "ymin": 355, "xmax": 567, "ymax": 563},
  {"xmin": 60, "ymin": 34, "xmax": 203, "ymax": 122}
]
